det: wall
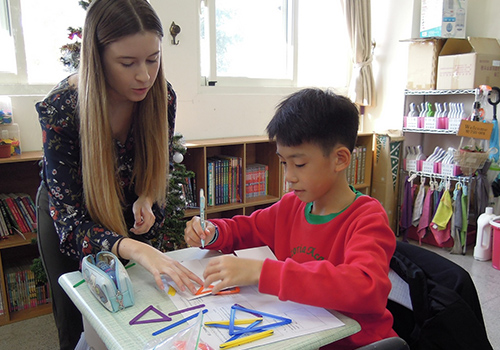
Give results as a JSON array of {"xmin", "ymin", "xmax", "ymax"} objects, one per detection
[
  {"xmin": 150, "ymin": 0, "xmax": 297, "ymax": 142},
  {"xmin": 4, "ymin": 0, "xmax": 500, "ymax": 152},
  {"xmin": 367, "ymin": 0, "xmax": 500, "ymax": 133}
]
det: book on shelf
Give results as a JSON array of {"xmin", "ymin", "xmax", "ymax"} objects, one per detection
[
  {"xmin": 0, "ymin": 192, "xmax": 37, "ymax": 237},
  {"xmin": 17, "ymin": 193, "xmax": 37, "ymax": 229},
  {"xmin": 4, "ymin": 258, "xmax": 51, "ymax": 313},
  {"xmin": 0, "ymin": 198, "xmax": 14, "ymax": 237},
  {"xmin": 0, "ymin": 204, "xmax": 9, "ymax": 238},
  {"xmin": 206, "ymin": 155, "xmax": 243, "ymax": 206},
  {"xmin": 0, "ymin": 194, "xmax": 20, "ymax": 234},
  {"xmin": 11, "ymin": 193, "xmax": 34, "ymax": 232},
  {"xmin": 183, "ymin": 176, "xmax": 198, "ymax": 209},
  {"xmin": 246, "ymin": 163, "xmax": 269, "ymax": 198},
  {"xmin": 346, "ymin": 145, "xmax": 367, "ymax": 186}
]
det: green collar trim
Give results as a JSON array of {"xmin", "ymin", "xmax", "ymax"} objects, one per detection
[{"xmin": 305, "ymin": 186, "xmax": 364, "ymax": 224}]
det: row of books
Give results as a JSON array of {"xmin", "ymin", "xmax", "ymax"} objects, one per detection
[
  {"xmin": 207, "ymin": 156, "xmax": 244, "ymax": 206},
  {"xmin": 4, "ymin": 259, "xmax": 51, "ymax": 314},
  {"xmin": 184, "ymin": 158, "xmax": 271, "ymax": 208},
  {"xmin": 0, "ymin": 193, "xmax": 37, "ymax": 238},
  {"xmin": 347, "ymin": 146, "xmax": 367, "ymax": 186},
  {"xmin": 246, "ymin": 163, "xmax": 269, "ymax": 198}
]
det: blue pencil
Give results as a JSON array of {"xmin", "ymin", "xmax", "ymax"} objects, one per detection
[{"xmin": 152, "ymin": 309, "xmax": 208, "ymax": 336}]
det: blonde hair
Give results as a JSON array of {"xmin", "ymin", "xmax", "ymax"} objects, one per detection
[{"xmin": 79, "ymin": 0, "xmax": 168, "ymax": 236}]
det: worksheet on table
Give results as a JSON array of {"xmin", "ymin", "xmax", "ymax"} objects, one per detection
[{"xmin": 161, "ymin": 247, "xmax": 345, "ymax": 350}]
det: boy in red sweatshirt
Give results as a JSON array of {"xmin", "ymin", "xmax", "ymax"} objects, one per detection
[{"xmin": 184, "ymin": 88, "xmax": 397, "ymax": 349}]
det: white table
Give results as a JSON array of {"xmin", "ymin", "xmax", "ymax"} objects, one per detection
[{"xmin": 60, "ymin": 248, "xmax": 360, "ymax": 350}]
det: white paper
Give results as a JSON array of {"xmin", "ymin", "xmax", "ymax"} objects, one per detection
[
  {"xmin": 234, "ymin": 246, "xmax": 278, "ymax": 261},
  {"xmin": 388, "ymin": 268, "xmax": 413, "ymax": 310},
  {"xmin": 162, "ymin": 246, "xmax": 345, "ymax": 349}
]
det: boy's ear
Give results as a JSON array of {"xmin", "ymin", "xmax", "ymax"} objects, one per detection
[{"xmin": 331, "ymin": 146, "xmax": 351, "ymax": 172}]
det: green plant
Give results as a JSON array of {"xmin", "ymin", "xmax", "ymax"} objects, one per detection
[{"xmin": 30, "ymin": 258, "xmax": 47, "ymax": 286}]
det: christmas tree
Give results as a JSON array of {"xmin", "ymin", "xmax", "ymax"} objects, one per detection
[
  {"xmin": 152, "ymin": 135, "xmax": 195, "ymax": 252},
  {"xmin": 59, "ymin": 1, "xmax": 91, "ymax": 71}
]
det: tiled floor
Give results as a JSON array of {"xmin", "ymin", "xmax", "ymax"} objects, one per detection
[{"xmin": 1, "ymin": 241, "xmax": 499, "ymax": 349}]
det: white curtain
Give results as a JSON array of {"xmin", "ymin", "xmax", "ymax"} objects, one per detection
[{"xmin": 343, "ymin": 0, "xmax": 376, "ymax": 107}]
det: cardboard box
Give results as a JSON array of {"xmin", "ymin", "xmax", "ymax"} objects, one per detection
[
  {"xmin": 406, "ymin": 38, "xmax": 446, "ymax": 90},
  {"xmin": 436, "ymin": 37, "xmax": 500, "ymax": 90},
  {"xmin": 420, "ymin": 0, "xmax": 467, "ymax": 38}
]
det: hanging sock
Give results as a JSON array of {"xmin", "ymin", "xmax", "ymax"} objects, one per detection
[
  {"xmin": 431, "ymin": 220, "xmax": 452, "ymax": 246},
  {"xmin": 412, "ymin": 177, "xmax": 427, "ymax": 227},
  {"xmin": 450, "ymin": 184, "xmax": 464, "ymax": 254},
  {"xmin": 400, "ymin": 175, "xmax": 414, "ymax": 242},
  {"xmin": 476, "ymin": 160, "xmax": 492, "ymax": 218},
  {"xmin": 417, "ymin": 187, "xmax": 434, "ymax": 244},
  {"xmin": 432, "ymin": 187, "xmax": 453, "ymax": 230},
  {"xmin": 432, "ymin": 185, "xmax": 444, "ymax": 217},
  {"xmin": 430, "ymin": 189, "xmax": 453, "ymax": 246},
  {"xmin": 460, "ymin": 184, "xmax": 469, "ymax": 246}
]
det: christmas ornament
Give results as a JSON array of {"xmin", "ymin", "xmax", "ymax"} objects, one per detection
[{"xmin": 173, "ymin": 152, "xmax": 184, "ymax": 163}]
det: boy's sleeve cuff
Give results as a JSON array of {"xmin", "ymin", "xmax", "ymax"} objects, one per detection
[
  {"xmin": 258, "ymin": 259, "xmax": 282, "ymax": 296},
  {"xmin": 206, "ymin": 221, "xmax": 219, "ymax": 246}
]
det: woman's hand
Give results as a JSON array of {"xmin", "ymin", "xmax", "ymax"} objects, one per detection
[
  {"xmin": 203, "ymin": 255, "xmax": 263, "ymax": 294},
  {"xmin": 184, "ymin": 216, "xmax": 215, "ymax": 248},
  {"xmin": 130, "ymin": 195, "xmax": 155, "ymax": 235},
  {"xmin": 114, "ymin": 238, "xmax": 203, "ymax": 294}
]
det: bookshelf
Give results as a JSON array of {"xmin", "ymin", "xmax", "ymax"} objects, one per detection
[
  {"xmin": 182, "ymin": 136, "xmax": 281, "ymax": 219},
  {"xmin": 351, "ymin": 132, "xmax": 374, "ymax": 195},
  {"xmin": 182, "ymin": 134, "xmax": 373, "ymax": 219},
  {"xmin": 0, "ymin": 151, "xmax": 52, "ymax": 325}
]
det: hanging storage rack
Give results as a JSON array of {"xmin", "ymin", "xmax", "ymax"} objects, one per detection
[{"xmin": 398, "ymin": 169, "xmax": 475, "ymax": 254}]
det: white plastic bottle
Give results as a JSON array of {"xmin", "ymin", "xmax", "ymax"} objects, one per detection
[{"xmin": 474, "ymin": 207, "xmax": 496, "ymax": 261}]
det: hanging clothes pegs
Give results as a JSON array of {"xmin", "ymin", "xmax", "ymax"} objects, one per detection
[
  {"xmin": 420, "ymin": 173, "xmax": 426, "ymax": 186},
  {"xmin": 445, "ymin": 176, "xmax": 451, "ymax": 191},
  {"xmin": 408, "ymin": 171, "xmax": 418, "ymax": 184},
  {"xmin": 453, "ymin": 181, "xmax": 461, "ymax": 201},
  {"xmin": 438, "ymin": 177, "xmax": 445, "ymax": 192}
]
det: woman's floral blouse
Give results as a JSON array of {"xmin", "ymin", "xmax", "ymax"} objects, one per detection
[{"xmin": 36, "ymin": 75, "xmax": 176, "ymax": 261}]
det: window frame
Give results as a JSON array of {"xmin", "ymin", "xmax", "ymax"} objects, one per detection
[
  {"xmin": 199, "ymin": 0, "xmax": 351, "ymax": 91},
  {"xmin": 0, "ymin": 0, "xmax": 29, "ymax": 86},
  {"xmin": 200, "ymin": 0, "xmax": 299, "ymax": 88}
]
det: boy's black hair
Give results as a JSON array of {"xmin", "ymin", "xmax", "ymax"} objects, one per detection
[{"xmin": 266, "ymin": 88, "xmax": 359, "ymax": 155}]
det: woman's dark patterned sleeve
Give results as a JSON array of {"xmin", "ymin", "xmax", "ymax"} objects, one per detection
[
  {"xmin": 167, "ymin": 81, "xmax": 176, "ymax": 159},
  {"xmin": 36, "ymin": 90, "xmax": 122, "ymax": 261}
]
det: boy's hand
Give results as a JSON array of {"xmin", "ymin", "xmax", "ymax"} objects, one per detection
[
  {"xmin": 203, "ymin": 256, "xmax": 263, "ymax": 294},
  {"xmin": 184, "ymin": 216, "xmax": 215, "ymax": 248}
]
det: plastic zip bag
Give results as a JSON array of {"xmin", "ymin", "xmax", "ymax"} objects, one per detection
[{"xmin": 143, "ymin": 310, "xmax": 213, "ymax": 350}]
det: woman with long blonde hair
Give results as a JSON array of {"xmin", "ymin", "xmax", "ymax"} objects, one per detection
[{"xmin": 35, "ymin": 1, "xmax": 202, "ymax": 348}]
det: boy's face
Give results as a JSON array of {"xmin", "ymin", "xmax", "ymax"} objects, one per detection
[{"xmin": 277, "ymin": 142, "xmax": 338, "ymax": 204}]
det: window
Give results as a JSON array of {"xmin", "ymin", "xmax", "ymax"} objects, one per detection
[
  {"xmin": 200, "ymin": 0, "xmax": 350, "ymax": 89},
  {"xmin": 0, "ymin": 0, "xmax": 16, "ymax": 74},
  {"xmin": 0, "ymin": 0, "xmax": 85, "ymax": 85}
]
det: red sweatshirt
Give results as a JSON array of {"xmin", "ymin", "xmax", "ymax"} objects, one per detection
[{"xmin": 209, "ymin": 191, "xmax": 397, "ymax": 349}]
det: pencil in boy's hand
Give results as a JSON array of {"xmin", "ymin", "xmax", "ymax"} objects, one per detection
[{"xmin": 200, "ymin": 188, "xmax": 206, "ymax": 248}]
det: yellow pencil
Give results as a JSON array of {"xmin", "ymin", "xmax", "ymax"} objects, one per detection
[
  {"xmin": 219, "ymin": 329, "xmax": 274, "ymax": 349},
  {"xmin": 205, "ymin": 318, "xmax": 263, "ymax": 326}
]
